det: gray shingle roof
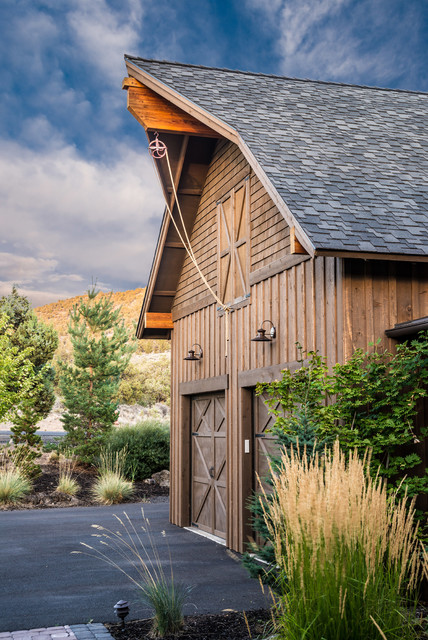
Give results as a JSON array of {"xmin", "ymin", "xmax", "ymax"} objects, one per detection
[{"xmin": 126, "ymin": 56, "xmax": 428, "ymax": 256}]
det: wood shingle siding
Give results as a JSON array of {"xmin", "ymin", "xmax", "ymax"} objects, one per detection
[{"xmin": 250, "ymin": 173, "xmax": 290, "ymax": 270}]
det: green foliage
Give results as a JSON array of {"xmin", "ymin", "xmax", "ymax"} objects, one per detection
[
  {"xmin": 0, "ymin": 287, "xmax": 58, "ymax": 475},
  {"xmin": 105, "ymin": 421, "xmax": 170, "ymax": 480},
  {"xmin": 117, "ymin": 355, "xmax": 171, "ymax": 406},
  {"xmin": 244, "ymin": 337, "xmax": 428, "ymax": 582},
  {"xmin": 74, "ymin": 511, "xmax": 191, "ymax": 637},
  {"xmin": 59, "ymin": 287, "xmax": 136, "ymax": 463},
  {"xmin": 0, "ymin": 314, "xmax": 35, "ymax": 421},
  {"xmin": 258, "ymin": 338, "xmax": 428, "ymax": 501},
  {"xmin": 140, "ymin": 579, "xmax": 191, "ymax": 637}
]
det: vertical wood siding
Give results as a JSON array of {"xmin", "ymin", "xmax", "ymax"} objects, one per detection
[
  {"xmin": 343, "ymin": 259, "xmax": 428, "ymax": 360},
  {"xmin": 172, "ymin": 140, "xmax": 290, "ymax": 315},
  {"xmin": 170, "ymin": 255, "xmax": 342, "ymax": 551}
]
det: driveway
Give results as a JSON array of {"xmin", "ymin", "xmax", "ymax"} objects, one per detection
[{"xmin": 0, "ymin": 502, "xmax": 269, "ymax": 632}]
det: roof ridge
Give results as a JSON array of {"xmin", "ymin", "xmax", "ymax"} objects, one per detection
[{"xmin": 124, "ymin": 55, "xmax": 428, "ymax": 96}]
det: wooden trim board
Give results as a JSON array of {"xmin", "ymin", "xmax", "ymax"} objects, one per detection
[
  {"xmin": 179, "ymin": 374, "xmax": 229, "ymax": 396},
  {"xmin": 238, "ymin": 360, "xmax": 304, "ymax": 388}
]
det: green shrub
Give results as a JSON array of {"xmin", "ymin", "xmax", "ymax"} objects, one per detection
[
  {"xmin": 106, "ymin": 422, "xmax": 170, "ymax": 481},
  {"xmin": 117, "ymin": 355, "xmax": 170, "ymax": 406}
]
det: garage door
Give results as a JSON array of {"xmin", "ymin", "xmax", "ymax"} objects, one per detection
[
  {"xmin": 253, "ymin": 390, "xmax": 280, "ymax": 492},
  {"xmin": 191, "ymin": 393, "xmax": 226, "ymax": 539}
]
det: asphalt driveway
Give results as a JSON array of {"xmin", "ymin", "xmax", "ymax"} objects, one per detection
[{"xmin": 0, "ymin": 502, "xmax": 269, "ymax": 632}]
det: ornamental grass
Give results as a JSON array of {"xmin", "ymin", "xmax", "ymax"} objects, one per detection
[
  {"xmin": 56, "ymin": 452, "xmax": 80, "ymax": 496},
  {"xmin": 73, "ymin": 509, "xmax": 192, "ymax": 637},
  {"xmin": 262, "ymin": 441, "xmax": 426, "ymax": 640},
  {"xmin": 91, "ymin": 446, "xmax": 134, "ymax": 505},
  {"xmin": 0, "ymin": 447, "xmax": 32, "ymax": 504}
]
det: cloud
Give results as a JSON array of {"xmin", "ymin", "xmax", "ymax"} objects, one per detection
[
  {"xmin": 67, "ymin": 0, "xmax": 145, "ymax": 85},
  {"xmin": 245, "ymin": 0, "xmax": 426, "ymax": 89},
  {"xmin": 0, "ymin": 137, "xmax": 163, "ymax": 306}
]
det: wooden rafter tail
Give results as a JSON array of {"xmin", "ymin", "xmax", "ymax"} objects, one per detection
[
  {"xmin": 290, "ymin": 226, "xmax": 308, "ymax": 255},
  {"xmin": 145, "ymin": 312, "xmax": 174, "ymax": 329},
  {"xmin": 122, "ymin": 77, "xmax": 220, "ymax": 137}
]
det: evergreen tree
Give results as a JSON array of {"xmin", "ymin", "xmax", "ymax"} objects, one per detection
[
  {"xmin": 0, "ymin": 287, "xmax": 58, "ymax": 474},
  {"xmin": 0, "ymin": 314, "xmax": 36, "ymax": 421},
  {"xmin": 59, "ymin": 287, "xmax": 135, "ymax": 462}
]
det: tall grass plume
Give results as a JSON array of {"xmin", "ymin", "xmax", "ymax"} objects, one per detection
[
  {"xmin": 262, "ymin": 441, "xmax": 425, "ymax": 640},
  {"xmin": 56, "ymin": 451, "xmax": 80, "ymax": 496}
]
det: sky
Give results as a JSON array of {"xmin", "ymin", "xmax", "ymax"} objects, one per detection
[{"xmin": 1, "ymin": 0, "xmax": 427, "ymax": 307}]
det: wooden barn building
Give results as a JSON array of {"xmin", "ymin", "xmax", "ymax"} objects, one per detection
[{"xmin": 123, "ymin": 57, "xmax": 428, "ymax": 552}]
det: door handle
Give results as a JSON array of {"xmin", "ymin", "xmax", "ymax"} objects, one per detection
[{"xmin": 209, "ymin": 466, "xmax": 215, "ymax": 478}]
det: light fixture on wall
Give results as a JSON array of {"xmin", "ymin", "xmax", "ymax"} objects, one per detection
[
  {"xmin": 251, "ymin": 320, "xmax": 276, "ymax": 342},
  {"xmin": 184, "ymin": 343, "xmax": 203, "ymax": 361}
]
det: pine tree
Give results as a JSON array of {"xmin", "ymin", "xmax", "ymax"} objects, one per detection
[
  {"xmin": 59, "ymin": 287, "xmax": 135, "ymax": 462},
  {"xmin": 0, "ymin": 314, "xmax": 35, "ymax": 421},
  {"xmin": 0, "ymin": 287, "xmax": 58, "ymax": 475}
]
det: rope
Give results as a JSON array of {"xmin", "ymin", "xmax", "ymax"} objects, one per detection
[
  {"xmin": 149, "ymin": 135, "xmax": 232, "ymax": 357},
  {"xmin": 149, "ymin": 150, "xmax": 229, "ymax": 313}
]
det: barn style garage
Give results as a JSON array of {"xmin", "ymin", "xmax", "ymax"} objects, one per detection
[{"xmin": 123, "ymin": 57, "xmax": 428, "ymax": 553}]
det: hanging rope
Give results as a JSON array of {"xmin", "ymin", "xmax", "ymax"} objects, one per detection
[{"xmin": 148, "ymin": 133, "xmax": 230, "ymax": 314}]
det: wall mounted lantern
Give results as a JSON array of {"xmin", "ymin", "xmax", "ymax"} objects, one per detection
[
  {"xmin": 184, "ymin": 343, "xmax": 203, "ymax": 361},
  {"xmin": 251, "ymin": 320, "xmax": 276, "ymax": 342}
]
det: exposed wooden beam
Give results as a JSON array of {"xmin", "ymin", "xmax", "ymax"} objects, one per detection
[
  {"xmin": 165, "ymin": 241, "xmax": 186, "ymax": 249},
  {"xmin": 167, "ymin": 188, "xmax": 203, "ymax": 196},
  {"xmin": 168, "ymin": 135, "xmax": 189, "ymax": 212},
  {"xmin": 145, "ymin": 312, "xmax": 174, "ymax": 329},
  {"xmin": 290, "ymin": 226, "xmax": 308, "ymax": 255},
  {"xmin": 153, "ymin": 291, "xmax": 176, "ymax": 297},
  {"xmin": 123, "ymin": 78, "xmax": 220, "ymax": 137}
]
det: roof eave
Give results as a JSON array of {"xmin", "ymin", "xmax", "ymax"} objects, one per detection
[{"xmin": 125, "ymin": 60, "xmax": 315, "ymax": 258}]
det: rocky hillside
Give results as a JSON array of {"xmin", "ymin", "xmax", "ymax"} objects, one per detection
[
  {"xmin": 34, "ymin": 288, "xmax": 170, "ymax": 358},
  {"xmin": 34, "ymin": 287, "xmax": 146, "ymax": 338}
]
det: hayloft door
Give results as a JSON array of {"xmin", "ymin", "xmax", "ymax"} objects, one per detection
[{"xmin": 191, "ymin": 393, "xmax": 226, "ymax": 539}]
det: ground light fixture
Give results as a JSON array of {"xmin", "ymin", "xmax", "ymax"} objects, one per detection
[
  {"xmin": 114, "ymin": 600, "xmax": 130, "ymax": 628},
  {"xmin": 184, "ymin": 343, "xmax": 203, "ymax": 361},
  {"xmin": 251, "ymin": 320, "xmax": 276, "ymax": 342}
]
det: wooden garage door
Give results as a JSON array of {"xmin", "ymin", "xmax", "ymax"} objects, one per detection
[
  {"xmin": 253, "ymin": 391, "xmax": 280, "ymax": 492},
  {"xmin": 191, "ymin": 393, "xmax": 226, "ymax": 539}
]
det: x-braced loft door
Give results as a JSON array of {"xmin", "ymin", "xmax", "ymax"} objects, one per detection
[{"xmin": 191, "ymin": 393, "xmax": 226, "ymax": 539}]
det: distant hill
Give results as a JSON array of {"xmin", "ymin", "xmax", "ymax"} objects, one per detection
[
  {"xmin": 34, "ymin": 288, "xmax": 146, "ymax": 339},
  {"xmin": 33, "ymin": 288, "xmax": 170, "ymax": 359}
]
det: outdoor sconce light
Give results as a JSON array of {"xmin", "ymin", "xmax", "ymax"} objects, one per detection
[
  {"xmin": 251, "ymin": 320, "xmax": 276, "ymax": 342},
  {"xmin": 114, "ymin": 600, "xmax": 130, "ymax": 628},
  {"xmin": 184, "ymin": 343, "xmax": 203, "ymax": 361}
]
